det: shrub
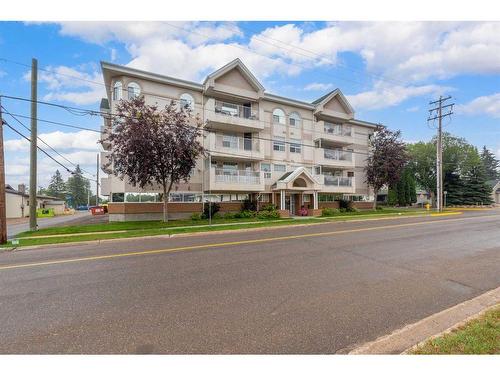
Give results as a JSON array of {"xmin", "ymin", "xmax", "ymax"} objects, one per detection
[
  {"xmin": 376, "ymin": 206, "xmax": 383, "ymax": 211},
  {"xmin": 223, "ymin": 212, "xmax": 236, "ymax": 219},
  {"xmin": 190, "ymin": 212, "xmax": 202, "ymax": 221},
  {"xmin": 261, "ymin": 203, "xmax": 277, "ymax": 212},
  {"xmin": 322, "ymin": 207, "xmax": 340, "ymax": 216},
  {"xmin": 212, "ymin": 212, "xmax": 222, "ymax": 220},
  {"xmin": 201, "ymin": 202, "xmax": 220, "ymax": 219},
  {"xmin": 257, "ymin": 210, "xmax": 280, "ymax": 219},
  {"xmin": 237, "ymin": 210, "xmax": 256, "ymax": 219},
  {"xmin": 241, "ymin": 198, "xmax": 257, "ymax": 212},
  {"xmin": 338, "ymin": 199, "xmax": 355, "ymax": 212}
]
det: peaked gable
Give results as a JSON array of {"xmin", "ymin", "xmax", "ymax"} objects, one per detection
[
  {"xmin": 313, "ymin": 89, "xmax": 354, "ymax": 118},
  {"xmin": 204, "ymin": 59, "xmax": 265, "ymax": 99}
]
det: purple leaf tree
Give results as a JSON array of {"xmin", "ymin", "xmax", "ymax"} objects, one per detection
[
  {"xmin": 365, "ymin": 126, "xmax": 409, "ymax": 209},
  {"xmin": 102, "ymin": 97, "xmax": 205, "ymax": 222}
]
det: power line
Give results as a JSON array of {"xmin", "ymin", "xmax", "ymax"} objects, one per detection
[
  {"xmin": 0, "ymin": 111, "xmax": 101, "ymax": 133},
  {"xmin": 1, "ymin": 105, "xmax": 95, "ymax": 177},
  {"xmin": 3, "ymin": 120, "xmax": 98, "ymax": 183}
]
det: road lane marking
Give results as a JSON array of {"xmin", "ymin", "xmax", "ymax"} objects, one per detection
[{"xmin": 0, "ymin": 213, "xmax": 495, "ymax": 272}]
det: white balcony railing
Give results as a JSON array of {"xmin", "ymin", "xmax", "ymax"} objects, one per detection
[
  {"xmin": 214, "ymin": 169, "xmax": 261, "ymax": 185},
  {"xmin": 324, "ymin": 175, "xmax": 353, "ymax": 187},
  {"xmin": 214, "ymin": 134, "xmax": 260, "ymax": 152},
  {"xmin": 324, "ymin": 123, "xmax": 352, "ymax": 137},
  {"xmin": 324, "ymin": 149, "xmax": 353, "ymax": 162},
  {"xmin": 214, "ymin": 100, "xmax": 258, "ymax": 120}
]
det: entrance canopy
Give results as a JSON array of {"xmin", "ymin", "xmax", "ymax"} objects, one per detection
[{"xmin": 272, "ymin": 167, "xmax": 320, "ymax": 192}]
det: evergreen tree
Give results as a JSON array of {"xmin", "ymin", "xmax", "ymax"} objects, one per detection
[
  {"xmin": 480, "ymin": 146, "xmax": 499, "ymax": 181},
  {"xmin": 462, "ymin": 163, "xmax": 494, "ymax": 205},
  {"xmin": 46, "ymin": 170, "xmax": 67, "ymax": 200},
  {"xmin": 444, "ymin": 170, "xmax": 464, "ymax": 205},
  {"xmin": 66, "ymin": 165, "xmax": 91, "ymax": 207}
]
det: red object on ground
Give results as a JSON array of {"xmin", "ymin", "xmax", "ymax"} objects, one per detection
[
  {"xmin": 90, "ymin": 206, "xmax": 106, "ymax": 215},
  {"xmin": 299, "ymin": 207, "xmax": 308, "ymax": 216}
]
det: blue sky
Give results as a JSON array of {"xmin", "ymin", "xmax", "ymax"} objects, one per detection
[{"xmin": 1, "ymin": 21, "xmax": 499, "ymax": 190}]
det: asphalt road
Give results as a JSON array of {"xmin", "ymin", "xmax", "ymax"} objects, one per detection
[{"xmin": 0, "ymin": 210, "xmax": 499, "ymax": 354}]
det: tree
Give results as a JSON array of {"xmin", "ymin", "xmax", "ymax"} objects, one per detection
[
  {"xmin": 66, "ymin": 165, "xmax": 91, "ymax": 207},
  {"xmin": 388, "ymin": 167, "xmax": 417, "ymax": 206},
  {"xmin": 407, "ymin": 141, "xmax": 436, "ymax": 204},
  {"xmin": 480, "ymin": 146, "xmax": 499, "ymax": 181},
  {"xmin": 46, "ymin": 170, "xmax": 67, "ymax": 199},
  {"xmin": 103, "ymin": 97, "xmax": 205, "ymax": 222},
  {"xmin": 365, "ymin": 127, "xmax": 409, "ymax": 209},
  {"xmin": 462, "ymin": 151, "xmax": 493, "ymax": 205}
]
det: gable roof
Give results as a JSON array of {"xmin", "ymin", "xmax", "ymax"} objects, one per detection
[
  {"xmin": 203, "ymin": 58, "xmax": 265, "ymax": 93},
  {"xmin": 312, "ymin": 88, "xmax": 354, "ymax": 114}
]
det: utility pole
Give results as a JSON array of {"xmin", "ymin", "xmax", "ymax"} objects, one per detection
[
  {"xmin": 428, "ymin": 95, "xmax": 454, "ymax": 212},
  {"xmin": 96, "ymin": 153, "xmax": 100, "ymax": 206},
  {"xmin": 29, "ymin": 58, "xmax": 38, "ymax": 231},
  {"xmin": 0, "ymin": 97, "xmax": 7, "ymax": 244}
]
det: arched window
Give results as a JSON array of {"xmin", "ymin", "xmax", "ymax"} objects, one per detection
[
  {"xmin": 127, "ymin": 82, "xmax": 141, "ymax": 100},
  {"xmin": 272, "ymin": 108, "xmax": 285, "ymax": 124},
  {"xmin": 289, "ymin": 112, "xmax": 301, "ymax": 127},
  {"xmin": 112, "ymin": 81, "xmax": 122, "ymax": 101},
  {"xmin": 180, "ymin": 93, "xmax": 194, "ymax": 110}
]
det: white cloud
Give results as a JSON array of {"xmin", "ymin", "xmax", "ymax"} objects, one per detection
[
  {"xmin": 406, "ymin": 106, "xmax": 420, "ymax": 112},
  {"xmin": 23, "ymin": 64, "xmax": 106, "ymax": 105},
  {"xmin": 4, "ymin": 130, "xmax": 100, "ymax": 152},
  {"xmin": 456, "ymin": 93, "xmax": 500, "ymax": 118},
  {"xmin": 304, "ymin": 82, "xmax": 335, "ymax": 91},
  {"xmin": 346, "ymin": 82, "xmax": 454, "ymax": 111},
  {"xmin": 48, "ymin": 21, "xmax": 500, "ymax": 108}
]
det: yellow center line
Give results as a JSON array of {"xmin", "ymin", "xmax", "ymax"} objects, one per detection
[{"xmin": 0, "ymin": 212, "xmax": 492, "ymax": 272}]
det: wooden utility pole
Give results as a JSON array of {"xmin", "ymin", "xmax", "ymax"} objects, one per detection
[
  {"xmin": 96, "ymin": 153, "xmax": 99, "ymax": 206},
  {"xmin": 29, "ymin": 58, "xmax": 38, "ymax": 231},
  {"xmin": 0, "ymin": 97, "xmax": 7, "ymax": 244},
  {"xmin": 428, "ymin": 96, "xmax": 454, "ymax": 212}
]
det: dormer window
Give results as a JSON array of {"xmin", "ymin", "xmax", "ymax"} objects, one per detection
[
  {"xmin": 127, "ymin": 82, "xmax": 141, "ymax": 100},
  {"xmin": 112, "ymin": 81, "xmax": 122, "ymax": 101},
  {"xmin": 272, "ymin": 108, "xmax": 286, "ymax": 124}
]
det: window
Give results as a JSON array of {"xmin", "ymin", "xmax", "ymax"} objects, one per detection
[
  {"xmin": 314, "ymin": 166, "xmax": 322, "ymax": 175},
  {"xmin": 222, "ymin": 134, "xmax": 238, "ymax": 149},
  {"xmin": 127, "ymin": 82, "xmax": 141, "ymax": 99},
  {"xmin": 274, "ymin": 164, "xmax": 286, "ymax": 172},
  {"xmin": 303, "ymin": 195, "xmax": 311, "ymax": 203},
  {"xmin": 347, "ymin": 171, "xmax": 354, "ymax": 177},
  {"xmin": 112, "ymin": 81, "xmax": 122, "ymax": 101},
  {"xmin": 272, "ymin": 108, "xmax": 286, "ymax": 124},
  {"xmin": 180, "ymin": 93, "xmax": 194, "ymax": 110},
  {"xmin": 273, "ymin": 136, "xmax": 286, "ymax": 152},
  {"xmin": 259, "ymin": 193, "xmax": 270, "ymax": 203},
  {"xmin": 289, "ymin": 139, "xmax": 301, "ymax": 153},
  {"xmin": 261, "ymin": 163, "xmax": 271, "ymax": 179},
  {"xmin": 289, "ymin": 112, "xmax": 301, "ymax": 127},
  {"xmin": 111, "ymin": 193, "xmax": 124, "ymax": 202}
]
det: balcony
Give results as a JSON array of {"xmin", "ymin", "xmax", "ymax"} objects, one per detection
[
  {"xmin": 207, "ymin": 132, "xmax": 264, "ymax": 160},
  {"xmin": 205, "ymin": 98, "xmax": 264, "ymax": 131},
  {"xmin": 315, "ymin": 148, "xmax": 354, "ymax": 168},
  {"xmin": 314, "ymin": 121, "xmax": 353, "ymax": 145},
  {"xmin": 205, "ymin": 167, "xmax": 265, "ymax": 192},
  {"xmin": 315, "ymin": 175, "xmax": 355, "ymax": 193}
]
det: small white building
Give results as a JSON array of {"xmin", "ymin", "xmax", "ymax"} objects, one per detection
[
  {"xmin": 489, "ymin": 180, "xmax": 500, "ymax": 205},
  {"xmin": 5, "ymin": 184, "xmax": 66, "ymax": 218}
]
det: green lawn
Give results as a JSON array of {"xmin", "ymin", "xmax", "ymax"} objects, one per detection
[
  {"xmin": 3, "ymin": 208, "xmax": 432, "ymax": 248},
  {"xmin": 411, "ymin": 306, "xmax": 500, "ymax": 354}
]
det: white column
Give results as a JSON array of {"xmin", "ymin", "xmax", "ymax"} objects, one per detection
[
  {"xmin": 313, "ymin": 191, "xmax": 318, "ymax": 210},
  {"xmin": 280, "ymin": 190, "xmax": 285, "ymax": 210}
]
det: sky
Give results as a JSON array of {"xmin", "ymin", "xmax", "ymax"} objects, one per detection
[{"xmin": 0, "ymin": 21, "xmax": 499, "ymax": 192}]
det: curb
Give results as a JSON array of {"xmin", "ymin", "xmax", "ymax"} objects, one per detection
[
  {"xmin": 3, "ymin": 212, "xmax": 454, "ymax": 252},
  {"xmin": 348, "ymin": 286, "xmax": 500, "ymax": 354}
]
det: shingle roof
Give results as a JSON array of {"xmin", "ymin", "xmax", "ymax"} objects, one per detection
[{"xmin": 311, "ymin": 90, "xmax": 337, "ymax": 105}]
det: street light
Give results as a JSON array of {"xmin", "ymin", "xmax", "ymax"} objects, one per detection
[{"xmin": 444, "ymin": 191, "xmax": 448, "ymax": 209}]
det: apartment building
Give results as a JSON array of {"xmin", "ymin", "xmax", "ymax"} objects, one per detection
[{"xmin": 100, "ymin": 59, "xmax": 378, "ymax": 221}]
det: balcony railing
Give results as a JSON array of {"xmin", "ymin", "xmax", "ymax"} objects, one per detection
[
  {"xmin": 214, "ymin": 134, "xmax": 259, "ymax": 152},
  {"xmin": 324, "ymin": 149, "xmax": 353, "ymax": 162},
  {"xmin": 324, "ymin": 175, "xmax": 353, "ymax": 187},
  {"xmin": 214, "ymin": 100, "xmax": 258, "ymax": 120},
  {"xmin": 214, "ymin": 169, "xmax": 261, "ymax": 185},
  {"xmin": 324, "ymin": 124, "xmax": 352, "ymax": 137}
]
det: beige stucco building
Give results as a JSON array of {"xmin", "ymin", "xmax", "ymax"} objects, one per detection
[
  {"xmin": 5, "ymin": 184, "xmax": 66, "ymax": 218},
  {"xmin": 99, "ymin": 59, "xmax": 379, "ymax": 220}
]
